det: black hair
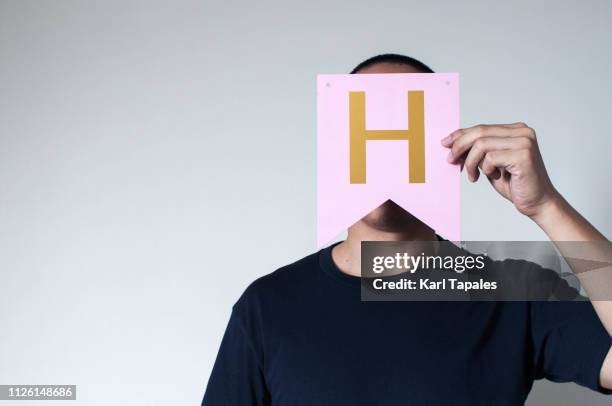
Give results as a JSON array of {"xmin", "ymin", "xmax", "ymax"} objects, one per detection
[{"xmin": 350, "ymin": 53, "xmax": 434, "ymax": 74}]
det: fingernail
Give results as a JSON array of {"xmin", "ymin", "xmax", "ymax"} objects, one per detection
[
  {"xmin": 446, "ymin": 150, "xmax": 454, "ymax": 163},
  {"xmin": 441, "ymin": 134, "xmax": 452, "ymax": 144}
]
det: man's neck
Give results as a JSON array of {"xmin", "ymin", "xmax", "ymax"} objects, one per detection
[{"xmin": 331, "ymin": 220, "xmax": 437, "ymax": 277}]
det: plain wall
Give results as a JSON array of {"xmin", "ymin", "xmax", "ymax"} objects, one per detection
[{"xmin": 1, "ymin": 0, "xmax": 610, "ymax": 405}]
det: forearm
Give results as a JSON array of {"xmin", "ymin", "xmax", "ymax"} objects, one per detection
[
  {"xmin": 532, "ymin": 192, "xmax": 612, "ymax": 389},
  {"xmin": 531, "ymin": 192, "xmax": 607, "ymax": 242},
  {"xmin": 532, "ymin": 192, "xmax": 612, "ymax": 331}
]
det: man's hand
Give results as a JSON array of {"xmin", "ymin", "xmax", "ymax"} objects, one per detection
[{"xmin": 441, "ymin": 122, "xmax": 559, "ymax": 220}]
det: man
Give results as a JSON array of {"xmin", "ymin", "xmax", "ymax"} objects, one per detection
[{"xmin": 202, "ymin": 54, "xmax": 612, "ymax": 405}]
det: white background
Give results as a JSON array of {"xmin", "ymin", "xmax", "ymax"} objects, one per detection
[{"xmin": 1, "ymin": 0, "xmax": 611, "ymax": 405}]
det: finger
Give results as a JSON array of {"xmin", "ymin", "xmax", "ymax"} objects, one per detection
[
  {"xmin": 480, "ymin": 157, "xmax": 502, "ymax": 180},
  {"xmin": 461, "ymin": 137, "xmax": 522, "ymax": 181},
  {"xmin": 448, "ymin": 125, "xmax": 534, "ymax": 162},
  {"xmin": 442, "ymin": 125, "xmax": 510, "ymax": 148},
  {"xmin": 503, "ymin": 122, "xmax": 529, "ymax": 129},
  {"xmin": 480, "ymin": 149, "xmax": 526, "ymax": 179},
  {"xmin": 448, "ymin": 125, "xmax": 517, "ymax": 160},
  {"xmin": 462, "ymin": 136, "xmax": 533, "ymax": 181},
  {"xmin": 441, "ymin": 122, "xmax": 532, "ymax": 148}
]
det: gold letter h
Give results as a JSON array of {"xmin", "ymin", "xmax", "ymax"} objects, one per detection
[{"xmin": 349, "ymin": 91, "xmax": 425, "ymax": 184}]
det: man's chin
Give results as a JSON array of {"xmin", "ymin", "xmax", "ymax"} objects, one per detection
[{"xmin": 360, "ymin": 200, "xmax": 422, "ymax": 232}]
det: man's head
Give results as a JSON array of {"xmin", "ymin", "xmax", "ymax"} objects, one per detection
[
  {"xmin": 350, "ymin": 53, "xmax": 433, "ymax": 233},
  {"xmin": 350, "ymin": 53, "xmax": 434, "ymax": 75}
]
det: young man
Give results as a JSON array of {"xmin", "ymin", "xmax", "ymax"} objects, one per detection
[{"xmin": 202, "ymin": 54, "xmax": 612, "ymax": 405}]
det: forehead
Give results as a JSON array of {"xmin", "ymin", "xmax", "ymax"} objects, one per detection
[{"xmin": 356, "ymin": 62, "xmax": 423, "ymax": 74}]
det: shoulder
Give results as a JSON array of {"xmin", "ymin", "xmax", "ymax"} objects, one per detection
[
  {"xmin": 233, "ymin": 249, "xmax": 321, "ymax": 315},
  {"xmin": 487, "ymin": 257, "xmax": 580, "ymax": 300}
]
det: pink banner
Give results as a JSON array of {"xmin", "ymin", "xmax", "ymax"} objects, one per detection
[{"xmin": 317, "ymin": 73, "xmax": 460, "ymax": 247}]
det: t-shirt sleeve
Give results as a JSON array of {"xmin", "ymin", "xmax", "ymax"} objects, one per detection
[
  {"xmin": 201, "ymin": 307, "xmax": 270, "ymax": 406},
  {"xmin": 530, "ymin": 301, "xmax": 612, "ymax": 394}
]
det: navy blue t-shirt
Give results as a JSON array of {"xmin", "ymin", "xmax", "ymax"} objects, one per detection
[{"xmin": 202, "ymin": 245, "xmax": 611, "ymax": 405}]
